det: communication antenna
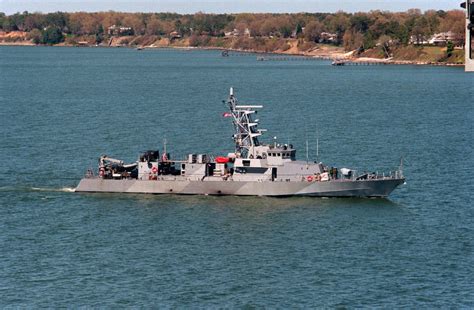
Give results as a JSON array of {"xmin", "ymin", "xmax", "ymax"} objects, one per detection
[
  {"xmin": 163, "ymin": 138, "xmax": 167, "ymax": 155},
  {"xmin": 306, "ymin": 139, "xmax": 309, "ymax": 164},
  {"xmin": 316, "ymin": 137, "xmax": 319, "ymax": 163},
  {"xmin": 315, "ymin": 123, "xmax": 320, "ymax": 163},
  {"xmin": 303, "ymin": 122, "xmax": 310, "ymax": 165},
  {"xmin": 399, "ymin": 156, "xmax": 404, "ymax": 178}
]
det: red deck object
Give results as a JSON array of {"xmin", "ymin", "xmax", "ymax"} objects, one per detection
[{"xmin": 215, "ymin": 156, "xmax": 230, "ymax": 164}]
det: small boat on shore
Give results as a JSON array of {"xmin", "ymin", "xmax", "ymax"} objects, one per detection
[{"xmin": 332, "ymin": 60, "xmax": 345, "ymax": 66}]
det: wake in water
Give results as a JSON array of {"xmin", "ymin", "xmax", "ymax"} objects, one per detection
[
  {"xmin": 0, "ymin": 186, "xmax": 76, "ymax": 193},
  {"xmin": 32, "ymin": 187, "xmax": 76, "ymax": 193}
]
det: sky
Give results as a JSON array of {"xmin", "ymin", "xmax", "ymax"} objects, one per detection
[{"xmin": 0, "ymin": 0, "xmax": 462, "ymax": 15}]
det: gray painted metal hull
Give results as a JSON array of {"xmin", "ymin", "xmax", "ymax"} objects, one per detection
[{"xmin": 75, "ymin": 177, "xmax": 405, "ymax": 197}]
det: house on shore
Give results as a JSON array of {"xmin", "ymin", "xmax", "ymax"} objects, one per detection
[
  {"xmin": 169, "ymin": 31, "xmax": 182, "ymax": 40},
  {"xmin": 429, "ymin": 31, "xmax": 457, "ymax": 45},
  {"xmin": 409, "ymin": 31, "xmax": 458, "ymax": 46},
  {"xmin": 108, "ymin": 25, "xmax": 133, "ymax": 36},
  {"xmin": 319, "ymin": 32, "xmax": 338, "ymax": 44},
  {"xmin": 224, "ymin": 28, "xmax": 251, "ymax": 38}
]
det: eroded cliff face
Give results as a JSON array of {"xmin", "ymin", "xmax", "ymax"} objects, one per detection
[{"xmin": 0, "ymin": 32, "xmax": 465, "ymax": 66}]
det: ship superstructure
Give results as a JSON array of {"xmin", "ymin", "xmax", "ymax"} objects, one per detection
[{"xmin": 76, "ymin": 88, "xmax": 405, "ymax": 197}]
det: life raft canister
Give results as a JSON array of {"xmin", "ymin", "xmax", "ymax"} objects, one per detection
[
  {"xmin": 99, "ymin": 168, "xmax": 105, "ymax": 177},
  {"xmin": 151, "ymin": 166, "xmax": 158, "ymax": 174},
  {"xmin": 215, "ymin": 156, "xmax": 230, "ymax": 164},
  {"xmin": 307, "ymin": 175, "xmax": 314, "ymax": 182}
]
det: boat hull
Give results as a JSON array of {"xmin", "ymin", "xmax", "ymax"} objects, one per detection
[{"xmin": 75, "ymin": 177, "xmax": 405, "ymax": 198}]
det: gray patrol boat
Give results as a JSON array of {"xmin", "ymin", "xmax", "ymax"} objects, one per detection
[{"xmin": 76, "ymin": 88, "xmax": 405, "ymax": 197}]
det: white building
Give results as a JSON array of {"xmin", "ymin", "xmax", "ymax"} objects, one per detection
[
  {"xmin": 319, "ymin": 32, "xmax": 338, "ymax": 43},
  {"xmin": 107, "ymin": 25, "xmax": 133, "ymax": 36},
  {"xmin": 224, "ymin": 28, "xmax": 250, "ymax": 37},
  {"xmin": 428, "ymin": 31, "xmax": 456, "ymax": 45},
  {"xmin": 409, "ymin": 32, "xmax": 457, "ymax": 46}
]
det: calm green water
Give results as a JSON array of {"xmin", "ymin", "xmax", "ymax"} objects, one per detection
[{"xmin": 0, "ymin": 46, "xmax": 473, "ymax": 307}]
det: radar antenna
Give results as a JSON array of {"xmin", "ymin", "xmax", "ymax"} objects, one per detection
[{"xmin": 226, "ymin": 87, "xmax": 264, "ymax": 158}]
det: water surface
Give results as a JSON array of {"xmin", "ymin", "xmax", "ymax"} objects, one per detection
[{"xmin": 0, "ymin": 46, "xmax": 473, "ymax": 307}]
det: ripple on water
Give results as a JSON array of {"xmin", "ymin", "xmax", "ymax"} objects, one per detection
[{"xmin": 0, "ymin": 46, "xmax": 473, "ymax": 307}]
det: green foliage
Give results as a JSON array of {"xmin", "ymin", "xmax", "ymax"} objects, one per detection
[
  {"xmin": 0, "ymin": 12, "xmax": 6, "ymax": 30},
  {"xmin": 95, "ymin": 33, "xmax": 103, "ymax": 44},
  {"xmin": 296, "ymin": 23, "xmax": 303, "ymax": 36},
  {"xmin": 44, "ymin": 12, "xmax": 68, "ymax": 30},
  {"xmin": 190, "ymin": 13, "xmax": 233, "ymax": 35},
  {"xmin": 41, "ymin": 27, "xmax": 64, "ymax": 45},
  {"xmin": 95, "ymin": 24, "xmax": 104, "ymax": 43},
  {"xmin": 446, "ymin": 41, "xmax": 454, "ymax": 57},
  {"xmin": 350, "ymin": 14, "xmax": 372, "ymax": 33},
  {"xmin": 175, "ymin": 20, "xmax": 190, "ymax": 36},
  {"xmin": 2, "ymin": 15, "xmax": 18, "ymax": 31},
  {"xmin": 279, "ymin": 24, "xmax": 292, "ymax": 38}
]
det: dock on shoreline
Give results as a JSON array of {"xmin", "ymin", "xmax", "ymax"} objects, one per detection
[{"xmin": 0, "ymin": 43, "xmax": 465, "ymax": 67}]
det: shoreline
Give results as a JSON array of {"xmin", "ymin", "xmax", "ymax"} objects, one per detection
[{"xmin": 0, "ymin": 41, "xmax": 464, "ymax": 67}]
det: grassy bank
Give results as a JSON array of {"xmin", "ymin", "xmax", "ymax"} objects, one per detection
[{"xmin": 360, "ymin": 45, "xmax": 465, "ymax": 64}]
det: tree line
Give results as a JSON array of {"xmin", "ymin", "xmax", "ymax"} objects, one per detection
[{"xmin": 0, "ymin": 10, "xmax": 465, "ymax": 49}]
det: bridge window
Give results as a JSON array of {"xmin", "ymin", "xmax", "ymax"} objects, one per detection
[{"xmin": 243, "ymin": 160, "xmax": 251, "ymax": 167}]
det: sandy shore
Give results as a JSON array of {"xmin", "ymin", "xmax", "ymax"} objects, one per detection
[
  {"xmin": 0, "ymin": 41, "xmax": 35, "ymax": 46},
  {"xmin": 0, "ymin": 40, "xmax": 464, "ymax": 67}
]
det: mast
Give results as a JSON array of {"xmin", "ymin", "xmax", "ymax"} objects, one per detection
[
  {"xmin": 226, "ymin": 88, "xmax": 265, "ymax": 158},
  {"xmin": 316, "ymin": 137, "xmax": 319, "ymax": 163},
  {"xmin": 305, "ymin": 140, "xmax": 309, "ymax": 164},
  {"xmin": 399, "ymin": 156, "xmax": 404, "ymax": 178}
]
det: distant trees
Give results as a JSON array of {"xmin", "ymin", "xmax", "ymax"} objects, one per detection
[
  {"xmin": 260, "ymin": 18, "xmax": 279, "ymax": 37},
  {"xmin": 26, "ymin": 28, "xmax": 42, "ymax": 44},
  {"xmin": 377, "ymin": 35, "xmax": 394, "ymax": 58},
  {"xmin": 276, "ymin": 15, "xmax": 293, "ymax": 38},
  {"xmin": 304, "ymin": 21, "xmax": 324, "ymax": 42},
  {"xmin": 122, "ymin": 14, "xmax": 145, "ymax": 35},
  {"xmin": 446, "ymin": 41, "xmax": 455, "ymax": 57},
  {"xmin": 190, "ymin": 12, "xmax": 233, "ymax": 35},
  {"xmin": 343, "ymin": 31, "xmax": 365, "ymax": 51},
  {"xmin": 0, "ymin": 10, "xmax": 467, "ymax": 49},
  {"xmin": 43, "ymin": 12, "xmax": 68, "ymax": 31},
  {"xmin": 95, "ymin": 24, "xmax": 104, "ymax": 44},
  {"xmin": 146, "ymin": 15, "xmax": 165, "ymax": 35},
  {"xmin": 323, "ymin": 12, "xmax": 350, "ymax": 44},
  {"xmin": 439, "ymin": 10, "xmax": 465, "ymax": 45},
  {"xmin": 41, "ymin": 27, "xmax": 64, "ymax": 44}
]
